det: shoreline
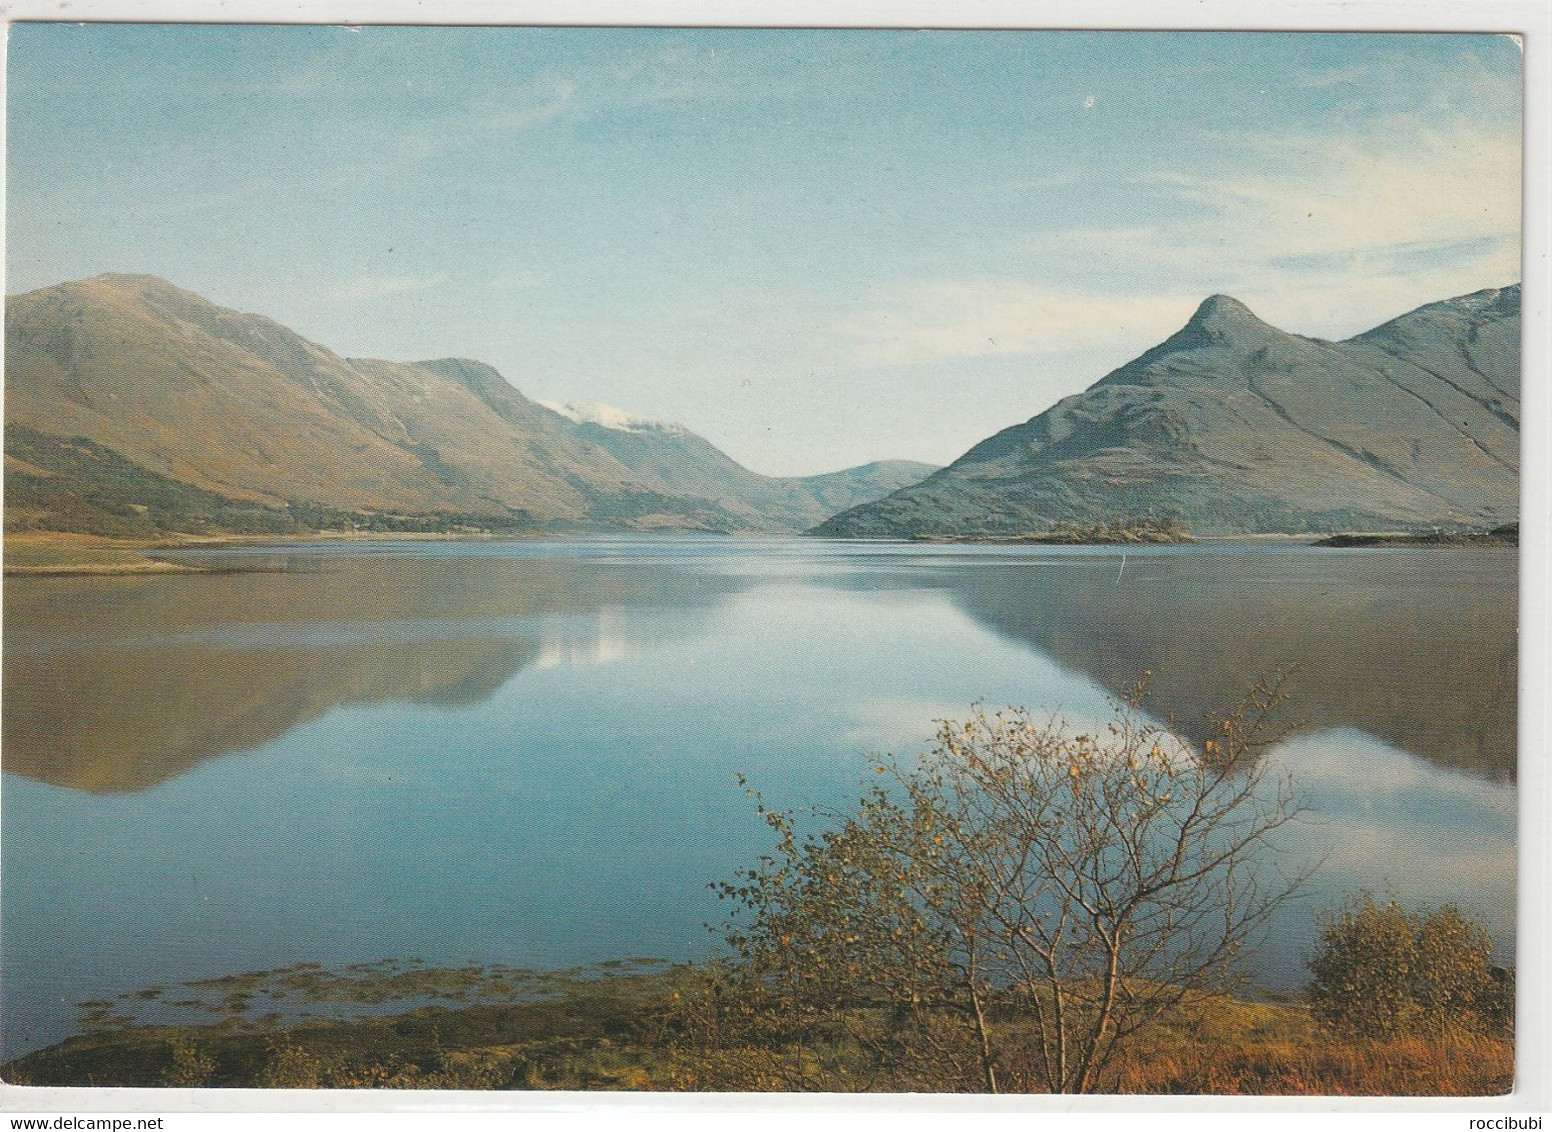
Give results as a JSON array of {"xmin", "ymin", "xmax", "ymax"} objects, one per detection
[
  {"xmin": 1313, "ymin": 528, "xmax": 1518, "ymax": 549},
  {"xmin": 3, "ymin": 533, "xmax": 208, "ymax": 577},
  {"xmin": 4, "ymin": 523, "xmax": 1518, "ymax": 577},
  {"xmin": 1, "ymin": 529, "xmax": 547, "ymax": 577},
  {"xmin": 911, "ymin": 533, "xmax": 1198, "ymax": 546},
  {"xmin": 0, "ymin": 959, "xmax": 1509, "ymax": 1094}
]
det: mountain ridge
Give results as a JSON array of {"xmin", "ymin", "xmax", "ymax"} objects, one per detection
[
  {"xmin": 816, "ymin": 285, "xmax": 1520, "ymax": 537},
  {"xmin": 4, "ymin": 274, "xmax": 936, "ymax": 536}
]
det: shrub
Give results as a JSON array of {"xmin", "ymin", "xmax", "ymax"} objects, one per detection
[
  {"xmin": 159, "ymin": 1038, "xmax": 218, "ymax": 1087},
  {"xmin": 716, "ymin": 678, "xmax": 1309, "ymax": 1093},
  {"xmin": 1308, "ymin": 896, "xmax": 1504, "ymax": 1038}
]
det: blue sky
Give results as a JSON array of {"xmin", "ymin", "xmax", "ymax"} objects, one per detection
[{"xmin": 6, "ymin": 26, "xmax": 1523, "ymax": 474}]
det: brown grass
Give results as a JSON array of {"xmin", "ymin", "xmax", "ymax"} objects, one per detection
[
  {"xmin": 2, "ymin": 532, "xmax": 198, "ymax": 575},
  {"xmin": 2, "ymin": 529, "xmax": 542, "ymax": 576},
  {"xmin": 1112, "ymin": 1031, "xmax": 1513, "ymax": 1096},
  {"xmin": 4, "ymin": 984, "xmax": 1513, "ymax": 1095}
]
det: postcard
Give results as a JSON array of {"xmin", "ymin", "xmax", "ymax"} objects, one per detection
[{"xmin": 0, "ymin": 8, "xmax": 1538, "ymax": 1115}]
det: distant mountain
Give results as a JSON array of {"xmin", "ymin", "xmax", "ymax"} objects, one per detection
[
  {"xmin": 543, "ymin": 400, "xmax": 937, "ymax": 530},
  {"xmin": 3, "ymin": 274, "xmax": 935, "ymax": 536},
  {"xmin": 816, "ymin": 286, "xmax": 1520, "ymax": 537},
  {"xmin": 797, "ymin": 460, "xmax": 945, "ymax": 516}
]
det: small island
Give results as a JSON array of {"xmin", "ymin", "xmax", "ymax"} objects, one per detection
[
  {"xmin": 1314, "ymin": 523, "xmax": 1518, "ymax": 549},
  {"xmin": 914, "ymin": 518, "xmax": 1197, "ymax": 546}
]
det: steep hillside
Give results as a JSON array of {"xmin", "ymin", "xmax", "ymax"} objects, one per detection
[
  {"xmin": 816, "ymin": 286, "xmax": 1520, "ymax": 537},
  {"xmin": 4, "ymin": 274, "xmax": 628, "ymax": 524},
  {"xmin": 4, "ymin": 275, "xmax": 931, "ymax": 535}
]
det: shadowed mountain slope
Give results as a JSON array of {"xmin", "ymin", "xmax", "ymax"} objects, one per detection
[
  {"xmin": 816, "ymin": 286, "xmax": 1520, "ymax": 536},
  {"xmin": 4, "ymin": 275, "xmax": 934, "ymax": 534}
]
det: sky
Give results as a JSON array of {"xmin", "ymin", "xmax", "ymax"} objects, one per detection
[{"xmin": 5, "ymin": 26, "xmax": 1524, "ymax": 476}]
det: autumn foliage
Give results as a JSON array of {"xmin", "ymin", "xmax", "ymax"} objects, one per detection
[{"xmin": 714, "ymin": 678, "xmax": 1311, "ymax": 1092}]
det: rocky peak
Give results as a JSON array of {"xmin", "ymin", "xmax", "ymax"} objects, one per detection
[
  {"xmin": 1096, "ymin": 293, "xmax": 1289, "ymax": 388},
  {"xmin": 1447, "ymin": 283, "xmax": 1520, "ymax": 319},
  {"xmin": 1178, "ymin": 294, "xmax": 1277, "ymax": 344}
]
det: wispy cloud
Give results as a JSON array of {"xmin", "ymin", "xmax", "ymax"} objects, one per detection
[
  {"xmin": 608, "ymin": 43, "xmax": 728, "ymax": 104},
  {"xmin": 1018, "ymin": 114, "xmax": 1520, "ymax": 338},
  {"xmin": 839, "ymin": 278, "xmax": 1198, "ymax": 367},
  {"xmin": 830, "ymin": 107, "xmax": 1519, "ymax": 369},
  {"xmin": 1148, "ymin": 119, "xmax": 1520, "ymax": 261},
  {"xmin": 326, "ymin": 269, "xmax": 449, "ymax": 303}
]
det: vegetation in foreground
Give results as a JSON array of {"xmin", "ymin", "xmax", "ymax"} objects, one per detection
[
  {"xmin": 714, "ymin": 678, "xmax": 1308, "ymax": 1093},
  {"xmin": 1, "ymin": 958, "xmax": 1512, "ymax": 1094},
  {"xmin": 2, "ymin": 684, "xmax": 1513, "ymax": 1094}
]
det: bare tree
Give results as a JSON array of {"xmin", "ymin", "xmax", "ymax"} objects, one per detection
[{"xmin": 716, "ymin": 676, "xmax": 1310, "ymax": 1093}]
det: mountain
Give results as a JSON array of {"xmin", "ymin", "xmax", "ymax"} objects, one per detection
[
  {"xmin": 796, "ymin": 460, "xmax": 944, "ymax": 515},
  {"xmin": 3, "ymin": 274, "xmax": 935, "ymax": 536},
  {"xmin": 544, "ymin": 400, "xmax": 937, "ymax": 529},
  {"xmin": 816, "ymin": 286, "xmax": 1520, "ymax": 537}
]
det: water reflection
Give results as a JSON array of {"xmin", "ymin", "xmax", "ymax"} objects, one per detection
[
  {"xmin": 2, "ymin": 542, "xmax": 1516, "ymax": 793},
  {"xmin": 922, "ymin": 548, "xmax": 1516, "ymax": 781},
  {"xmin": 2, "ymin": 554, "xmax": 739, "ymax": 792},
  {"xmin": 0, "ymin": 538, "xmax": 1517, "ymax": 1058},
  {"xmin": 1257, "ymin": 727, "xmax": 1516, "ymax": 982}
]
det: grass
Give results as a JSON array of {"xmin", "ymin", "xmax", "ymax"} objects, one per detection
[
  {"xmin": 1112, "ymin": 1030, "xmax": 1512, "ymax": 1095},
  {"xmin": 1, "ymin": 964, "xmax": 1512, "ymax": 1094},
  {"xmin": 2, "ymin": 529, "xmax": 541, "ymax": 577},
  {"xmin": 1105, "ymin": 994, "xmax": 1513, "ymax": 1095},
  {"xmin": 2, "ymin": 532, "xmax": 199, "ymax": 576}
]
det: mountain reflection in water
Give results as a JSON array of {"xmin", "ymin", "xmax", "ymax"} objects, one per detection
[
  {"xmin": 0, "ymin": 537, "xmax": 1516, "ymax": 1059},
  {"xmin": 2, "ymin": 552, "xmax": 738, "ymax": 792},
  {"xmin": 925, "ymin": 547, "xmax": 1516, "ymax": 781},
  {"xmin": 1, "ymin": 541, "xmax": 1514, "ymax": 793}
]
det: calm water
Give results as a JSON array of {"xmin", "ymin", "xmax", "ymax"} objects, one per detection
[{"xmin": 1, "ymin": 537, "xmax": 1517, "ymax": 1057}]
